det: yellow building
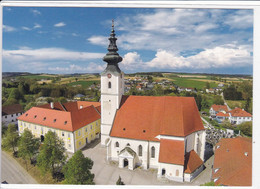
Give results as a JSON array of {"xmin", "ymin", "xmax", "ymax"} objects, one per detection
[{"xmin": 17, "ymin": 101, "xmax": 101, "ymax": 153}]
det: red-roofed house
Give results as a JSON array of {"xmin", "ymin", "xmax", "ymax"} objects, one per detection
[
  {"xmin": 216, "ymin": 112, "xmax": 230, "ymax": 123},
  {"xmin": 18, "ymin": 101, "xmax": 100, "ymax": 153},
  {"xmin": 229, "ymin": 107, "xmax": 252, "ymax": 125},
  {"xmin": 212, "ymin": 137, "xmax": 252, "ymax": 186},
  {"xmin": 100, "ymin": 25, "xmax": 206, "ymax": 182},
  {"xmin": 2, "ymin": 104, "xmax": 24, "ymax": 126},
  {"xmin": 210, "ymin": 104, "xmax": 228, "ymax": 117}
]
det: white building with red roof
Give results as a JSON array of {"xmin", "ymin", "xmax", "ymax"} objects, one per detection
[
  {"xmin": 210, "ymin": 104, "xmax": 229, "ymax": 118},
  {"xmin": 228, "ymin": 107, "xmax": 252, "ymax": 125},
  {"xmin": 100, "ymin": 22, "xmax": 206, "ymax": 182},
  {"xmin": 17, "ymin": 101, "xmax": 101, "ymax": 153}
]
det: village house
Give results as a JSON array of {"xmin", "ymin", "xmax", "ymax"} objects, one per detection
[
  {"xmin": 17, "ymin": 101, "xmax": 101, "ymax": 153},
  {"xmin": 100, "ymin": 22, "xmax": 206, "ymax": 182},
  {"xmin": 2, "ymin": 104, "xmax": 23, "ymax": 126},
  {"xmin": 209, "ymin": 104, "xmax": 229, "ymax": 118},
  {"xmin": 228, "ymin": 107, "xmax": 252, "ymax": 125},
  {"xmin": 212, "ymin": 137, "xmax": 252, "ymax": 186}
]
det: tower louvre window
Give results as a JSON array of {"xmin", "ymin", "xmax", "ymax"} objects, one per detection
[{"xmin": 108, "ymin": 82, "xmax": 111, "ymax": 88}]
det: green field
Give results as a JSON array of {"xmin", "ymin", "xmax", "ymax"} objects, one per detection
[
  {"xmin": 67, "ymin": 80, "xmax": 100, "ymax": 88},
  {"xmin": 165, "ymin": 76, "xmax": 218, "ymax": 90}
]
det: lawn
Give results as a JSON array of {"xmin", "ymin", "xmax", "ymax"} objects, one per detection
[
  {"xmin": 67, "ymin": 80, "xmax": 100, "ymax": 88},
  {"xmin": 226, "ymin": 100, "xmax": 246, "ymax": 109}
]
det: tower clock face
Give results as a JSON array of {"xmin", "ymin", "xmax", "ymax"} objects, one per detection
[{"xmin": 107, "ymin": 73, "xmax": 112, "ymax": 78}]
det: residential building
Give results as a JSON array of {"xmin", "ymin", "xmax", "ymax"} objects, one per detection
[
  {"xmin": 215, "ymin": 112, "xmax": 229, "ymax": 123},
  {"xmin": 209, "ymin": 104, "xmax": 228, "ymax": 118},
  {"xmin": 229, "ymin": 107, "xmax": 252, "ymax": 125},
  {"xmin": 17, "ymin": 101, "xmax": 101, "ymax": 153},
  {"xmin": 74, "ymin": 94, "xmax": 85, "ymax": 100},
  {"xmin": 100, "ymin": 22, "xmax": 206, "ymax": 182},
  {"xmin": 2, "ymin": 104, "xmax": 23, "ymax": 126},
  {"xmin": 212, "ymin": 137, "xmax": 252, "ymax": 186}
]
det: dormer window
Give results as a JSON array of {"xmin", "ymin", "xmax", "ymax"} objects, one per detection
[
  {"xmin": 64, "ymin": 121, "xmax": 67, "ymax": 125},
  {"xmin": 25, "ymin": 113, "xmax": 28, "ymax": 116},
  {"xmin": 43, "ymin": 117, "xmax": 46, "ymax": 121},
  {"xmin": 108, "ymin": 82, "xmax": 111, "ymax": 89},
  {"xmin": 34, "ymin": 115, "xmax": 37, "ymax": 119},
  {"xmin": 53, "ymin": 119, "xmax": 57, "ymax": 123}
]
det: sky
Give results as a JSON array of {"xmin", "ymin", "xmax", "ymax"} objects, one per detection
[{"xmin": 3, "ymin": 7, "xmax": 253, "ymax": 75}]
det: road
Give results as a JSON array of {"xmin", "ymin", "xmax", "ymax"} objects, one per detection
[{"xmin": 1, "ymin": 151, "xmax": 38, "ymax": 184}]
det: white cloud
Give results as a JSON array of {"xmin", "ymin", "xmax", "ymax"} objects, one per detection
[
  {"xmin": 48, "ymin": 63, "xmax": 105, "ymax": 73},
  {"xmin": 87, "ymin": 36, "xmax": 108, "ymax": 47},
  {"xmin": 3, "ymin": 47, "xmax": 104, "ymax": 62},
  {"xmin": 144, "ymin": 44, "xmax": 251, "ymax": 70},
  {"xmin": 22, "ymin": 26, "xmax": 31, "ymax": 31},
  {"xmin": 224, "ymin": 10, "xmax": 253, "ymax": 29},
  {"xmin": 31, "ymin": 9, "xmax": 41, "ymax": 16},
  {"xmin": 72, "ymin": 33, "xmax": 79, "ymax": 37},
  {"xmin": 34, "ymin": 23, "xmax": 42, "ymax": 29},
  {"xmin": 121, "ymin": 52, "xmax": 143, "ymax": 70},
  {"xmin": 54, "ymin": 22, "xmax": 66, "ymax": 27},
  {"xmin": 3, "ymin": 25, "xmax": 16, "ymax": 32}
]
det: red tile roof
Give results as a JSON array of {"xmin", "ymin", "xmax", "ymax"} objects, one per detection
[
  {"xmin": 184, "ymin": 150, "xmax": 203, "ymax": 173},
  {"xmin": 216, "ymin": 112, "xmax": 229, "ymax": 117},
  {"xmin": 18, "ymin": 101, "xmax": 100, "ymax": 132},
  {"xmin": 159, "ymin": 139, "xmax": 185, "ymax": 165},
  {"xmin": 2, "ymin": 104, "xmax": 23, "ymax": 115},
  {"xmin": 212, "ymin": 137, "xmax": 252, "ymax": 186},
  {"xmin": 110, "ymin": 96, "xmax": 204, "ymax": 141},
  {"xmin": 211, "ymin": 104, "xmax": 228, "ymax": 112},
  {"xmin": 229, "ymin": 107, "xmax": 252, "ymax": 117}
]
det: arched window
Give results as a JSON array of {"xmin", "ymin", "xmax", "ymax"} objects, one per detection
[
  {"xmin": 126, "ymin": 143, "xmax": 130, "ymax": 146},
  {"xmin": 176, "ymin": 169, "xmax": 179, "ymax": 176},
  {"xmin": 108, "ymin": 82, "xmax": 111, "ymax": 88},
  {"xmin": 115, "ymin": 142, "xmax": 119, "ymax": 147},
  {"xmin": 151, "ymin": 146, "xmax": 155, "ymax": 158},
  {"xmin": 138, "ymin": 145, "xmax": 142, "ymax": 156}
]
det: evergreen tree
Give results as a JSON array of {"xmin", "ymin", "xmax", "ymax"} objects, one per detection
[
  {"xmin": 18, "ymin": 129, "xmax": 40, "ymax": 170},
  {"xmin": 62, "ymin": 150, "xmax": 94, "ymax": 184},
  {"xmin": 37, "ymin": 131, "xmax": 67, "ymax": 177},
  {"xmin": 2, "ymin": 124, "xmax": 20, "ymax": 155}
]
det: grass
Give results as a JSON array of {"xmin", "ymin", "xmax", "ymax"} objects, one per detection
[
  {"xmin": 164, "ymin": 76, "xmax": 218, "ymax": 90},
  {"xmin": 67, "ymin": 80, "xmax": 100, "ymax": 88},
  {"xmin": 3, "ymin": 150, "xmax": 61, "ymax": 184},
  {"xmin": 226, "ymin": 100, "xmax": 245, "ymax": 109}
]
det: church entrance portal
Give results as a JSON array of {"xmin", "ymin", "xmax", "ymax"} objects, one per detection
[{"xmin": 124, "ymin": 158, "xmax": 129, "ymax": 167}]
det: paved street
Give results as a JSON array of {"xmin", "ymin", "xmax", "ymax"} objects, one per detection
[
  {"xmin": 82, "ymin": 139, "xmax": 213, "ymax": 185},
  {"xmin": 1, "ymin": 151, "xmax": 38, "ymax": 184}
]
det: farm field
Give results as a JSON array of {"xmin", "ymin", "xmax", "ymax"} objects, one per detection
[
  {"xmin": 20, "ymin": 75, "xmax": 56, "ymax": 80},
  {"xmin": 67, "ymin": 80, "xmax": 100, "ymax": 88}
]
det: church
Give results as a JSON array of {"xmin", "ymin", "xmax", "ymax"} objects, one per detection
[{"xmin": 100, "ymin": 21, "xmax": 206, "ymax": 182}]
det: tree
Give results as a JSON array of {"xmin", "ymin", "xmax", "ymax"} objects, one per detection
[
  {"xmin": 37, "ymin": 131, "xmax": 67, "ymax": 177},
  {"xmin": 116, "ymin": 176, "xmax": 125, "ymax": 185},
  {"xmin": 18, "ymin": 129, "xmax": 40, "ymax": 170},
  {"xmin": 24, "ymin": 102, "xmax": 37, "ymax": 111},
  {"xmin": 213, "ymin": 95, "xmax": 224, "ymax": 105},
  {"xmin": 238, "ymin": 121, "xmax": 252, "ymax": 137},
  {"xmin": 62, "ymin": 150, "xmax": 94, "ymax": 184},
  {"xmin": 205, "ymin": 82, "xmax": 210, "ymax": 89},
  {"xmin": 2, "ymin": 124, "xmax": 20, "ymax": 155}
]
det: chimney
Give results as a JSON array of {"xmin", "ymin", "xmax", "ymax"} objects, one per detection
[
  {"xmin": 80, "ymin": 105, "xmax": 83, "ymax": 109},
  {"xmin": 50, "ymin": 102, "xmax": 54, "ymax": 109}
]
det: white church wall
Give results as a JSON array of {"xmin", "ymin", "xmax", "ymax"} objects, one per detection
[
  {"xmin": 185, "ymin": 132, "xmax": 195, "ymax": 153},
  {"xmin": 149, "ymin": 141, "xmax": 161, "ymax": 168},
  {"xmin": 158, "ymin": 162, "xmax": 184, "ymax": 182}
]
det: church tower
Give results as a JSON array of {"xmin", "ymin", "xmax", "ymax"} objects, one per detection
[{"xmin": 101, "ymin": 20, "xmax": 124, "ymax": 146}]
